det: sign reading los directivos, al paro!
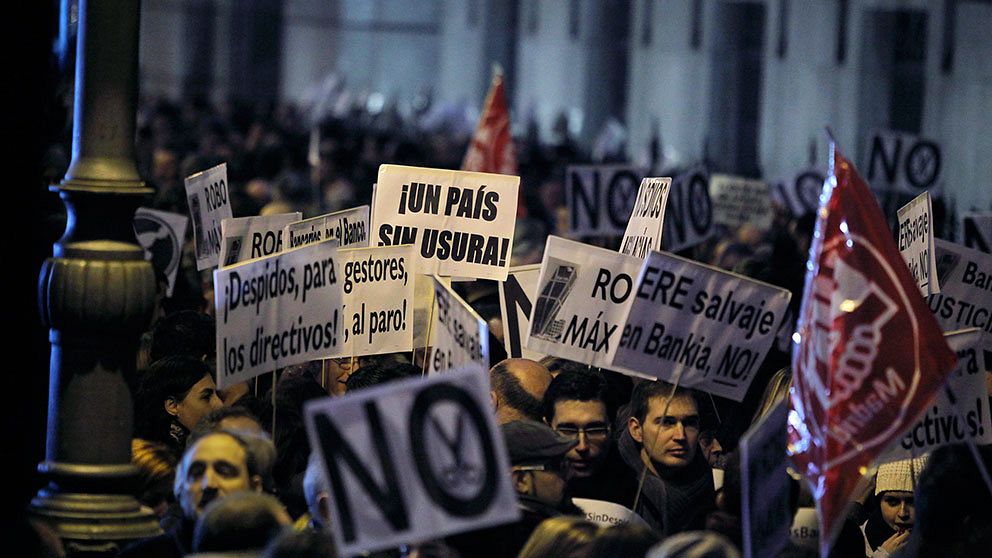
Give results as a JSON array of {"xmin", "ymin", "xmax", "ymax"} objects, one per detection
[
  {"xmin": 304, "ymin": 365, "xmax": 520, "ymax": 557},
  {"xmin": 186, "ymin": 163, "xmax": 233, "ymax": 270},
  {"xmin": 611, "ymin": 250, "xmax": 792, "ymax": 401},
  {"xmin": 213, "ymin": 240, "xmax": 344, "ymax": 389},
  {"xmin": 372, "ymin": 165, "xmax": 519, "ymax": 281}
]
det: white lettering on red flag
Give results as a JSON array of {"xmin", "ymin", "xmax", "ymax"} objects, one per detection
[{"xmin": 788, "ymin": 145, "xmax": 956, "ymax": 557}]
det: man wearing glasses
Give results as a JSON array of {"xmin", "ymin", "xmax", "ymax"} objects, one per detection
[
  {"xmin": 619, "ymin": 381, "xmax": 715, "ymax": 535},
  {"xmin": 543, "ymin": 369, "xmax": 639, "ymax": 508}
]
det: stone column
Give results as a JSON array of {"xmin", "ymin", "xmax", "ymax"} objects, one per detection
[{"xmin": 29, "ymin": 0, "xmax": 161, "ymax": 553}]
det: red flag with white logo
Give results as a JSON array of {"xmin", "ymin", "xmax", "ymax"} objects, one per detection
[
  {"xmin": 462, "ymin": 67, "xmax": 521, "ymax": 214},
  {"xmin": 788, "ymin": 142, "xmax": 956, "ymax": 557}
]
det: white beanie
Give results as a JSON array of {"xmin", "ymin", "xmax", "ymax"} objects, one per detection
[{"xmin": 875, "ymin": 455, "xmax": 929, "ymax": 495}]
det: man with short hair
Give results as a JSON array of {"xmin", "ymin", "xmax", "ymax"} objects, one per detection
[
  {"xmin": 490, "ymin": 358, "xmax": 553, "ymax": 423},
  {"xmin": 119, "ymin": 430, "xmax": 267, "ymax": 558},
  {"xmin": 543, "ymin": 369, "xmax": 638, "ymax": 508},
  {"xmin": 619, "ymin": 381, "xmax": 715, "ymax": 535}
]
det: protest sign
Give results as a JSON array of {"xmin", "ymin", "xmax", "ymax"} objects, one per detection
[
  {"xmin": 573, "ymin": 498, "xmax": 650, "ymax": 529},
  {"xmin": 878, "ymin": 329, "xmax": 991, "ymax": 464},
  {"xmin": 772, "ymin": 169, "xmax": 825, "ymax": 217},
  {"xmin": 709, "ymin": 174, "xmax": 773, "ymax": 230},
  {"xmin": 373, "ymin": 165, "xmax": 519, "ymax": 281},
  {"xmin": 788, "ymin": 146, "xmax": 956, "ymax": 557},
  {"xmin": 611, "ymin": 251, "xmax": 792, "ymax": 400},
  {"xmin": 213, "ymin": 240, "xmax": 343, "ymax": 389},
  {"xmin": 864, "ymin": 130, "xmax": 942, "ymax": 196},
  {"xmin": 790, "ymin": 508, "xmax": 819, "ymax": 551},
  {"xmin": 220, "ymin": 212, "xmax": 301, "ymax": 267},
  {"xmin": 336, "ymin": 245, "xmax": 416, "ymax": 357},
  {"xmin": 525, "ymin": 236, "xmax": 648, "ymax": 375},
  {"xmin": 961, "ymin": 212, "xmax": 991, "ymax": 254},
  {"xmin": 133, "ymin": 208, "xmax": 188, "ymax": 297},
  {"xmin": 566, "ymin": 165, "xmax": 646, "ymax": 236},
  {"xmin": 428, "ymin": 277, "xmax": 490, "ymax": 374},
  {"xmin": 896, "ymin": 192, "xmax": 939, "ymax": 295},
  {"xmin": 929, "ymin": 239, "xmax": 992, "ymax": 373},
  {"xmin": 185, "ymin": 163, "xmax": 233, "ymax": 270},
  {"xmin": 661, "ymin": 167, "xmax": 714, "ymax": 252},
  {"xmin": 498, "ymin": 264, "xmax": 544, "ymax": 360},
  {"xmin": 741, "ymin": 402, "xmax": 791, "ymax": 558},
  {"xmin": 285, "ymin": 205, "xmax": 371, "ymax": 250},
  {"xmin": 620, "ymin": 177, "xmax": 671, "ymax": 257},
  {"xmin": 304, "ymin": 365, "xmax": 519, "ymax": 556}
]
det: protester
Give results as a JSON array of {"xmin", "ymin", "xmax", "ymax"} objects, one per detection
[
  {"xmin": 490, "ymin": 358, "xmax": 554, "ymax": 423},
  {"xmin": 620, "ymin": 381, "xmax": 715, "ymax": 535},
  {"xmin": 861, "ymin": 456, "xmax": 928, "ymax": 557},
  {"xmin": 542, "ymin": 369, "xmax": 638, "ymax": 508},
  {"xmin": 585, "ymin": 522, "xmax": 661, "ymax": 558},
  {"xmin": 517, "ymin": 516, "xmax": 600, "ymax": 558},
  {"xmin": 192, "ymin": 492, "xmax": 291, "ymax": 554}
]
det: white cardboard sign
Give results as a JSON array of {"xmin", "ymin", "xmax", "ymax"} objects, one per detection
[
  {"xmin": 133, "ymin": 208, "xmax": 188, "ymax": 297},
  {"xmin": 878, "ymin": 329, "xmax": 992, "ymax": 464},
  {"xmin": 611, "ymin": 250, "xmax": 792, "ymax": 401},
  {"xmin": 709, "ymin": 174, "xmax": 772, "ymax": 230},
  {"xmin": 185, "ymin": 163, "xmax": 233, "ymax": 270},
  {"xmin": 661, "ymin": 167, "xmax": 715, "ymax": 253},
  {"xmin": 741, "ymin": 402, "xmax": 791, "ymax": 558},
  {"xmin": 566, "ymin": 165, "xmax": 646, "ymax": 236},
  {"xmin": 220, "ymin": 212, "xmax": 301, "ymax": 268},
  {"xmin": 372, "ymin": 165, "xmax": 519, "ymax": 281},
  {"xmin": 865, "ymin": 129, "xmax": 943, "ymax": 196},
  {"xmin": 428, "ymin": 277, "xmax": 490, "ymax": 374},
  {"xmin": 620, "ymin": 177, "xmax": 671, "ymax": 258},
  {"xmin": 573, "ymin": 498, "xmax": 650, "ymax": 529},
  {"xmin": 896, "ymin": 192, "xmax": 940, "ymax": 296},
  {"xmin": 336, "ymin": 245, "xmax": 416, "ymax": 357},
  {"xmin": 498, "ymin": 264, "xmax": 544, "ymax": 360},
  {"xmin": 213, "ymin": 240, "xmax": 343, "ymax": 388},
  {"xmin": 285, "ymin": 205, "xmax": 371, "ymax": 250},
  {"xmin": 961, "ymin": 212, "xmax": 992, "ymax": 254},
  {"xmin": 772, "ymin": 169, "xmax": 825, "ymax": 218},
  {"xmin": 304, "ymin": 365, "xmax": 520, "ymax": 556},
  {"xmin": 929, "ymin": 239, "xmax": 992, "ymax": 360},
  {"xmin": 525, "ymin": 236, "xmax": 650, "ymax": 377}
]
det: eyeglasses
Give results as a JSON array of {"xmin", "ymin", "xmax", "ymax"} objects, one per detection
[{"xmin": 555, "ymin": 424, "xmax": 611, "ymax": 441}]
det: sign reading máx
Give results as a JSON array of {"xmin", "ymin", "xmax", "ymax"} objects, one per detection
[{"xmin": 304, "ymin": 365, "xmax": 519, "ymax": 557}]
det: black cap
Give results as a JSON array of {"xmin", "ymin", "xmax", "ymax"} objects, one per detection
[{"xmin": 502, "ymin": 420, "xmax": 578, "ymax": 466}]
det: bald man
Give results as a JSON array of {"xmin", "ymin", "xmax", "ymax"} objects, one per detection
[{"xmin": 490, "ymin": 358, "xmax": 553, "ymax": 423}]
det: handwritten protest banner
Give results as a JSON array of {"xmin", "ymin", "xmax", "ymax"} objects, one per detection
[
  {"xmin": 285, "ymin": 205, "xmax": 370, "ymax": 250},
  {"xmin": 620, "ymin": 177, "xmax": 671, "ymax": 258},
  {"xmin": 134, "ymin": 208, "xmax": 188, "ymax": 296},
  {"xmin": 611, "ymin": 250, "xmax": 792, "ymax": 400},
  {"xmin": 498, "ymin": 264, "xmax": 544, "ymax": 360},
  {"xmin": 336, "ymin": 244, "xmax": 415, "ymax": 357},
  {"xmin": 878, "ymin": 329, "xmax": 991, "ymax": 464},
  {"xmin": 185, "ymin": 163, "xmax": 232, "ymax": 270},
  {"xmin": 304, "ymin": 365, "xmax": 519, "ymax": 556},
  {"xmin": 573, "ymin": 498, "xmax": 650, "ymax": 529},
  {"xmin": 372, "ymin": 165, "xmax": 519, "ymax": 281},
  {"xmin": 525, "ymin": 236, "xmax": 651, "ymax": 378},
  {"xmin": 566, "ymin": 165, "xmax": 646, "ymax": 237},
  {"xmin": 428, "ymin": 277, "xmax": 490, "ymax": 374},
  {"xmin": 741, "ymin": 402, "xmax": 790, "ymax": 558},
  {"xmin": 896, "ymin": 192, "xmax": 939, "ymax": 295},
  {"xmin": 709, "ymin": 174, "xmax": 773, "ymax": 230},
  {"xmin": 214, "ymin": 240, "xmax": 343, "ymax": 389},
  {"xmin": 220, "ymin": 212, "xmax": 300, "ymax": 267},
  {"xmin": 929, "ymin": 239, "xmax": 992, "ymax": 372},
  {"xmin": 662, "ymin": 167, "xmax": 714, "ymax": 252},
  {"xmin": 865, "ymin": 129, "xmax": 942, "ymax": 196},
  {"xmin": 961, "ymin": 212, "xmax": 991, "ymax": 254}
]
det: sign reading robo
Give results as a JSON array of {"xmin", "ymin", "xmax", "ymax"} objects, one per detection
[{"xmin": 788, "ymin": 146, "xmax": 955, "ymax": 556}]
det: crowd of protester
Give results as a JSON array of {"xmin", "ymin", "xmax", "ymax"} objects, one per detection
[{"xmin": 28, "ymin": 94, "xmax": 991, "ymax": 558}]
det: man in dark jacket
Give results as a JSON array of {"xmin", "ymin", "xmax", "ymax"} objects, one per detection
[{"xmin": 620, "ymin": 381, "xmax": 715, "ymax": 536}]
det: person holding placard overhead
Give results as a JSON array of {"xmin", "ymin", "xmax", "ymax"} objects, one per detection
[{"xmin": 620, "ymin": 381, "xmax": 715, "ymax": 536}]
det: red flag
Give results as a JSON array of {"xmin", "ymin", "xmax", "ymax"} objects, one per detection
[
  {"xmin": 788, "ymin": 143, "xmax": 956, "ymax": 557},
  {"xmin": 462, "ymin": 68, "xmax": 521, "ymax": 214}
]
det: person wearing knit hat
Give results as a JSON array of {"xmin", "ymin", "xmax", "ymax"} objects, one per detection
[{"xmin": 860, "ymin": 455, "xmax": 929, "ymax": 558}]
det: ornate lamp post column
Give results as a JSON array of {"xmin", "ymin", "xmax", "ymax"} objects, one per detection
[{"xmin": 30, "ymin": 0, "xmax": 161, "ymax": 552}]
